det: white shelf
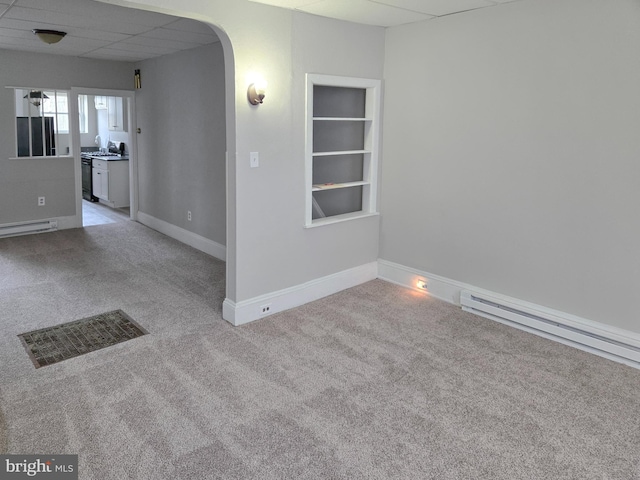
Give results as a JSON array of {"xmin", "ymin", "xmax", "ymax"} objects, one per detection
[
  {"xmin": 312, "ymin": 181, "xmax": 369, "ymax": 192},
  {"xmin": 313, "ymin": 117, "xmax": 370, "ymax": 121},
  {"xmin": 305, "ymin": 212, "xmax": 380, "ymax": 228},
  {"xmin": 312, "ymin": 150, "xmax": 369, "ymax": 157}
]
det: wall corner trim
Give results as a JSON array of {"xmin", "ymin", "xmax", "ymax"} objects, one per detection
[
  {"xmin": 222, "ymin": 261, "xmax": 378, "ymax": 326},
  {"xmin": 377, "ymin": 259, "xmax": 640, "ymax": 369},
  {"xmin": 137, "ymin": 211, "xmax": 226, "ymax": 261}
]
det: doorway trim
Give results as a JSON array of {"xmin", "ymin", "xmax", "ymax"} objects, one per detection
[{"xmin": 69, "ymin": 87, "xmax": 137, "ymax": 227}]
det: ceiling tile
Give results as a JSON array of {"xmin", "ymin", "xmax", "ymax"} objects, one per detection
[
  {"xmin": 248, "ymin": 0, "xmax": 323, "ymax": 7},
  {"xmin": 138, "ymin": 27, "xmax": 216, "ymax": 45},
  {"xmin": 373, "ymin": 0, "xmax": 495, "ymax": 16},
  {"xmin": 0, "ymin": 0, "xmax": 219, "ymax": 61},
  {"xmin": 161, "ymin": 18, "xmax": 216, "ymax": 35},
  {"xmin": 299, "ymin": 0, "xmax": 432, "ymax": 26},
  {"xmin": 0, "ymin": 27, "xmax": 31, "ymax": 39},
  {"xmin": 82, "ymin": 48, "xmax": 149, "ymax": 61},
  {"xmin": 4, "ymin": 6, "xmax": 156, "ymax": 35},
  {"xmin": 52, "ymin": 36, "xmax": 112, "ymax": 52},
  {"xmin": 16, "ymin": 0, "xmax": 176, "ymax": 28},
  {"xmin": 121, "ymin": 35, "xmax": 202, "ymax": 51},
  {"xmin": 102, "ymin": 41, "xmax": 178, "ymax": 56},
  {"xmin": 0, "ymin": 17, "xmax": 131, "ymax": 42}
]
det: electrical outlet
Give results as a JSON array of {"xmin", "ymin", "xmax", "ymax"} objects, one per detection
[
  {"xmin": 38, "ymin": 196, "xmax": 45, "ymax": 206},
  {"xmin": 260, "ymin": 304, "xmax": 271, "ymax": 315},
  {"xmin": 187, "ymin": 210, "xmax": 192, "ymax": 221}
]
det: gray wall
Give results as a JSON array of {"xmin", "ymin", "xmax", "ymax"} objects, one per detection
[
  {"xmin": 227, "ymin": 10, "xmax": 385, "ymax": 300},
  {"xmin": 380, "ymin": 0, "xmax": 640, "ymax": 332},
  {"xmin": 135, "ymin": 43, "xmax": 226, "ymax": 246},
  {"xmin": 0, "ymin": 49, "xmax": 132, "ymax": 225}
]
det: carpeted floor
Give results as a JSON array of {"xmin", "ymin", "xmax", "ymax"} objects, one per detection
[{"xmin": 1, "ymin": 219, "xmax": 640, "ymax": 479}]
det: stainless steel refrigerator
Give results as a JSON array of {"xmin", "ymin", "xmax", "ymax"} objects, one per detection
[{"xmin": 17, "ymin": 116, "xmax": 55, "ymax": 157}]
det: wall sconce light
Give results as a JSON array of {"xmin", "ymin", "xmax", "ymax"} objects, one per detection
[
  {"xmin": 23, "ymin": 90, "xmax": 48, "ymax": 107},
  {"xmin": 32, "ymin": 29, "xmax": 67, "ymax": 45},
  {"xmin": 134, "ymin": 69, "xmax": 141, "ymax": 89},
  {"xmin": 247, "ymin": 81, "xmax": 266, "ymax": 105}
]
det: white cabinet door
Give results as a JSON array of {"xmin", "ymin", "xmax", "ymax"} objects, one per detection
[
  {"xmin": 92, "ymin": 167, "xmax": 109, "ymax": 200},
  {"xmin": 107, "ymin": 97, "xmax": 126, "ymax": 131},
  {"xmin": 100, "ymin": 169, "xmax": 109, "ymax": 200}
]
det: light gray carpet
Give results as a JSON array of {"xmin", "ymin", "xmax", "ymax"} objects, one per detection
[{"xmin": 1, "ymin": 219, "xmax": 640, "ymax": 479}]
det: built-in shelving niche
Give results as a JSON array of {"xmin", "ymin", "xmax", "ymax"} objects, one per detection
[{"xmin": 305, "ymin": 74, "xmax": 381, "ymax": 227}]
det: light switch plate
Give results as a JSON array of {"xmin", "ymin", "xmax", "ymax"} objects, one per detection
[{"xmin": 250, "ymin": 151, "xmax": 259, "ymax": 168}]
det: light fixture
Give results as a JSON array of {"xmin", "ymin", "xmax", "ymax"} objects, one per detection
[
  {"xmin": 247, "ymin": 81, "xmax": 267, "ymax": 105},
  {"xmin": 32, "ymin": 29, "xmax": 67, "ymax": 45},
  {"xmin": 23, "ymin": 90, "xmax": 48, "ymax": 107},
  {"xmin": 416, "ymin": 279, "xmax": 428, "ymax": 290}
]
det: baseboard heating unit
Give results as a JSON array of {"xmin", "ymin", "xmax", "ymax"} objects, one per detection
[
  {"xmin": 460, "ymin": 290, "xmax": 640, "ymax": 367},
  {"xmin": 0, "ymin": 220, "xmax": 58, "ymax": 239}
]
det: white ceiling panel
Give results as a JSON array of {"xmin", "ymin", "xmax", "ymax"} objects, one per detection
[
  {"xmin": 102, "ymin": 41, "xmax": 179, "ymax": 56},
  {"xmin": 162, "ymin": 18, "xmax": 217, "ymax": 35},
  {"xmin": 122, "ymin": 35, "xmax": 202, "ymax": 51},
  {"xmin": 373, "ymin": 0, "xmax": 495, "ymax": 16},
  {"xmin": 0, "ymin": 0, "xmax": 219, "ymax": 62},
  {"xmin": 0, "ymin": 17, "xmax": 132, "ymax": 42},
  {"xmin": 248, "ymin": 0, "xmax": 529, "ymax": 26},
  {"xmin": 17, "ymin": 0, "xmax": 175, "ymax": 27},
  {"xmin": 299, "ymin": 0, "xmax": 432, "ymax": 27},
  {"xmin": 81, "ymin": 48, "xmax": 151, "ymax": 61},
  {"xmin": 248, "ymin": 0, "xmax": 323, "ymax": 8},
  {"xmin": 0, "ymin": 26, "xmax": 30, "ymax": 38},
  {"xmin": 138, "ymin": 27, "xmax": 216, "ymax": 45},
  {"xmin": 0, "ymin": 0, "xmax": 528, "ymax": 61},
  {"xmin": 5, "ymin": 6, "xmax": 157, "ymax": 35}
]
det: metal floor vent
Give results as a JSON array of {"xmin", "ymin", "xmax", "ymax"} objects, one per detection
[{"xmin": 18, "ymin": 310, "xmax": 148, "ymax": 368}]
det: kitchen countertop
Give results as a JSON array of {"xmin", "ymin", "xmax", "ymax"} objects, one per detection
[{"xmin": 89, "ymin": 155, "xmax": 129, "ymax": 161}]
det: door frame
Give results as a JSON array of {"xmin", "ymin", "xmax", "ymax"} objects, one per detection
[{"xmin": 69, "ymin": 87, "xmax": 137, "ymax": 226}]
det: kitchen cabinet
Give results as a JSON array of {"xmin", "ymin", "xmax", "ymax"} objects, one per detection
[
  {"xmin": 92, "ymin": 158, "xmax": 129, "ymax": 208},
  {"xmin": 94, "ymin": 96, "xmax": 108, "ymax": 110},
  {"xmin": 107, "ymin": 96, "xmax": 127, "ymax": 132}
]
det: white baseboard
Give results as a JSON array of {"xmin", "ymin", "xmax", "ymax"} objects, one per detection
[
  {"xmin": 57, "ymin": 214, "xmax": 82, "ymax": 230},
  {"xmin": 377, "ymin": 259, "xmax": 640, "ymax": 369},
  {"xmin": 137, "ymin": 211, "xmax": 226, "ymax": 261},
  {"xmin": 378, "ymin": 259, "xmax": 471, "ymax": 305},
  {"xmin": 223, "ymin": 261, "xmax": 378, "ymax": 326}
]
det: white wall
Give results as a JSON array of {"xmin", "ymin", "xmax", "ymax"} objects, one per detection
[
  {"xmin": 135, "ymin": 43, "xmax": 226, "ymax": 246},
  {"xmin": 381, "ymin": 0, "xmax": 640, "ymax": 333}
]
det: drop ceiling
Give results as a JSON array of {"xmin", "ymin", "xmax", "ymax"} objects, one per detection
[
  {"xmin": 0, "ymin": 0, "xmax": 219, "ymax": 62},
  {"xmin": 0, "ymin": 0, "xmax": 525, "ymax": 62},
  {"xmin": 249, "ymin": 0, "xmax": 524, "ymax": 27}
]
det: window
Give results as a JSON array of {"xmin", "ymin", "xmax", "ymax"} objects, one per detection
[
  {"xmin": 42, "ymin": 90, "xmax": 69, "ymax": 133},
  {"xmin": 14, "ymin": 88, "xmax": 70, "ymax": 157},
  {"xmin": 78, "ymin": 95, "xmax": 88, "ymax": 134}
]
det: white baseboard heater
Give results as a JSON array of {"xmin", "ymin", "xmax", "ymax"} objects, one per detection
[
  {"xmin": 0, "ymin": 220, "xmax": 58, "ymax": 239},
  {"xmin": 460, "ymin": 290, "xmax": 640, "ymax": 367}
]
